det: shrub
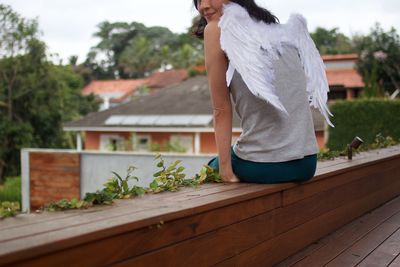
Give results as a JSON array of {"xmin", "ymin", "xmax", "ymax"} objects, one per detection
[
  {"xmin": 0, "ymin": 176, "xmax": 21, "ymax": 204},
  {"xmin": 327, "ymin": 99, "xmax": 400, "ymax": 150}
]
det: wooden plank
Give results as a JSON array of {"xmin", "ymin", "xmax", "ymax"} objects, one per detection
[
  {"xmin": 0, "ymin": 184, "xmax": 226, "ymax": 231},
  {"xmin": 357, "ymin": 227, "xmax": 400, "ymax": 267},
  {"xmin": 0, "ymin": 185, "xmax": 283, "ymax": 265},
  {"xmin": 276, "ymin": 195, "xmax": 400, "ymax": 267},
  {"xmin": 326, "ymin": 214, "xmax": 400, "ymax": 266},
  {"xmin": 29, "ymin": 152, "xmax": 80, "ymax": 172},
  {"xmin": 274, "ymin": 167, "xmax": 398, "ymax": 235},
  {"xmin": 315, "ymin": 146, "xmax": 400, "ymax": 173},
  {"xmin": 283, "ymin": 157, "xmax": 399, "ymax": 206},
  {"xmin": 0, "ymin": 183, "xmax": 249, "ymax": 241},
  {"xmin": 312, "ymin": 147, "xmax": 400, "ymax": 181},
  {"xmin": 389, "ymin": 254, "xmax": 400, "ymax": 267},
  {"xmin": 214, "ymin": 178, "xmax": 400, "ymax": 266},
  {"xmin": 29, "ymin": 152, "xmax": 81, "ymax": 209},
  {"xmin": 110, "ymin": 205, "xmax": 278, "ymax": 266},
  {"xmin": 4, "ymin": 149, "xmax": 394, "ymax": 232},
  {"xmin": 1, "ymin": 193, "xmax": 281, "ymax": 267},
  {"xmin": 0, "ymin": 146, "xmax": 398, "ymax": 266}
]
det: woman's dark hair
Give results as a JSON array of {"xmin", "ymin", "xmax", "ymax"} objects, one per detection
[{"xmin": 192, "ymin": 0, "xmax": 279, "ymax": 39}]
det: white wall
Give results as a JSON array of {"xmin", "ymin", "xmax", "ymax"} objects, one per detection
[
  {"xmin": 21, "ymin": 149, "xmax": 215, "ymax": 212},
  {"xmin": 80, "ymin": 152, "xmax": 214, "ymax": 198}
]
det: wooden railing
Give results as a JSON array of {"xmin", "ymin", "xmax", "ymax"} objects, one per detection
[{"xmin": 1, "ymin": 146, "xmax": 400, "ymax": 266}]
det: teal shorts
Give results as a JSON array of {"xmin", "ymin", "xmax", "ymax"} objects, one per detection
[{"xmin": 208, "ymin": 147, "xmax": 317, "ymax": 184}]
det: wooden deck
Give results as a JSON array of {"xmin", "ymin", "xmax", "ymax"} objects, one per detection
[
  {"xmin": 276, "ymin": 194, "xmax": 400, "ymax": 267},
  {"xmin": 1, "ymin": 146, "xmax": 400, "ymax": 266}
]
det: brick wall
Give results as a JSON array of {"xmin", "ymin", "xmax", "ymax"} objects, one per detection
[
  {"xmin": 85, "ymin": 131, "xmax": 101, "ymax": 150},
  {"xmin": 29, "ymin": 152, "xmax": 80, "ymax": 210}
]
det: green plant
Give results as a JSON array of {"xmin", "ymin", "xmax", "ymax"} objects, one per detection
[
  {"xmin": 42, "ymin": 198, "xmax": 91, "ymax": 212},
  {"xmin": 21, "ymin": 156, "xmax": 221, "ymax": 217},
  {"xmin": 166, "ymin": 140, "xmax": 187, "ymax": 153},
  {"xmin": 149, "ymin": 154, "xmax": 187, "ymax": 193},
  {"xmin": 42, "ymin": 165, "xmax": 148, "ymax": 212},
  {"xmin": 104, "ymin": 166, "xmax": 141, "ymax": 198},
  {"xmin": 184, "ymin": 165, "xmax": 223, "ymax": 187},
  {"xmin": 319, "ymin": 133, "xmax": 399, "ymax": 161},
  {"xmin": 150, "ymin": 140, "xmax": 188, "ymax": 153},
  {"xmin": 0, "ymin": 176, "xmax": 21, "ymax": 204},
  {"xmin": 317, "ymin": 148, "xmax": 344, "ymax": 161},
  {"xmin": 0, "ymin": 201, "xmax": 20, "ymax": 219},
  {"xmin": 327, "ymin": 99, "xmax": 400, "ymax": 150},
  {"xmin": 367, "ymin": 133, "xmax": 397, "ymax": 150}
]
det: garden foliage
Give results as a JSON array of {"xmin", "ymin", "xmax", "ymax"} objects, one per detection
[{"xmin": 327, "ymin": 99, "xmax": 400, "ymax": 150}]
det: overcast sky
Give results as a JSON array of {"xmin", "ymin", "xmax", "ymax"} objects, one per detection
[{"xmin": 2, "ymin": 0, "xmax": 400, "ymax": 63}]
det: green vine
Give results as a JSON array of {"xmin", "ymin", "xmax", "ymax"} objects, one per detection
[
  {"xmin": 5, "ymin": 135, "xmax": 398, "ymax": 218},
  {"xmin": 40, "ymin": 154, "xmax": 222, "ymax": 213},
  {"xmin": 0, "ymin": 201, "xmax": 20, "ymax": 219},
  {"xmin": 318, "ymin": 133, "xmax": 399, "ymax": 161}
]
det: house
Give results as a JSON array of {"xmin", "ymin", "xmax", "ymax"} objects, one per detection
[
  {"xmin": 65, "ymin": 54, "xmax": 365, "ymax": 153},
  {"xmin": 323, "ymin": 54, "xmax": 365, "ymax": 100},
  {"xmin": 64, "ymin": 75, "xmax": 326, "ymax": 153},
  {"xmin": 82, "ymin": 70, "xmax": 188, "ymax": 111}
]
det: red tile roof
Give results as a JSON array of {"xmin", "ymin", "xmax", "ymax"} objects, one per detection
[
  {"xmin": 82, "ymin": 79, "xmax": 148, "ymax": 96},
  {"xmin": 326, "ymin": 69, "xmax": 365, "ymax": 88},
  {"xmin": 147, "ymin": 70, "xmax": 188, "ymax": 88},
  {"xmin": 322, "ymin": 54, "xmax": 359, "ymax": 62},
  {"xmin": 82, "ymin": 70, "xmax": 189, "ymax": 104}
]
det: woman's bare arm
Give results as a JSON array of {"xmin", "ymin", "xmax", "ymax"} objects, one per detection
[{"xmin": 204, "ymin": 21, "xmax": 239, "ymax": 183}]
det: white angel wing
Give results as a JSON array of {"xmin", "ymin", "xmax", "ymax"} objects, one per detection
[
  {"xmin": 219, "ymin": 3, "xmax": 288, "ymax": 114},
  {"xmin": 287, "ymin": 14, "xmax": 334, "ymax": 127}
]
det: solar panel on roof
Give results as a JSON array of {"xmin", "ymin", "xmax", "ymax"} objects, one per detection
[
  {"xmin": 105, "ymin": 115, "xmax": 213, "ymax": 126},
  {"xmin": 104, "ymin": 115, "xmax": 126, "ymax": 125},
  {"xmin": 155, "ymin": 116, "xmax": 174, "ymax": 126},
  {"xmin": 170, "ymin": 115, "xmax": 193, "ymax": 125},
  {"xmin": 137, "ymin": 116, "xmax": 159, "ymax": 125},
  {"xmin": 122, "ymin": 116, "xmax": 141, "ymax": 125},
  {"xmin": 192, "ymin": 115, "xmax": 213, "ymax": 125}
]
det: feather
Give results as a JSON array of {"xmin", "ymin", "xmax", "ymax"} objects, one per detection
[
  {"xmin": 287, "ymin": 14, "xmax": 334, "ymax": 127},
  {"xmin": 219, "ymin": 3, "xmax": 288, "ymax": 114},
  {"xmin": 218, "ymin": 3, "xmax": 334, "ymax": 126}
]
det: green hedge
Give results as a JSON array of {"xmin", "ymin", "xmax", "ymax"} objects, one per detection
[
  {"xmin": 326, "ymin": 99, "xmax": 400, "ymax": 150},
  {"xmin": 0, "ymin": 177, "xmax": 21, "ymax": 204}
]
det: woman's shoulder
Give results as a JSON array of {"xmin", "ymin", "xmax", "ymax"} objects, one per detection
[
  {"xmin": 204, "ymin": 20, "xmax": 220, "ymax": 35},
  {"xmin": 204, "ymin": 21, "xmax": 221, "ymax": 44}
]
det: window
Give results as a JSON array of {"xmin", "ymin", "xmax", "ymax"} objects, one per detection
[
  {"xmin": 133, "ymin": 134, "xmax": 152, "ymax": 152},
  {"xmin": 170, "ymin": 135, "xmax": 193, "ymax": 153},
  {"xmin": 100, "ymin": 134, "xmax": 125, "ymax": 151}
]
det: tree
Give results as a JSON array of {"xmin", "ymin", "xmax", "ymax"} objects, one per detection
[
  {"xmin": 355, "ymin": 24, "xmax": 400, "ymax": 97},
  {"xmin": 169, "ymin": 43, "xmax": 203, "ymax": 69},
  {"xmin": 311, "ymin": 27, "xmax": 355, "ymax": 55},
  {"xmin": 87, "ymin": 20, "xmax": 204, "ymax": 79},
  {"xmin": 0, "ymin": 4, "xmax": 100, "ymax": 180},
  {"xmin": 118, "ymin": 36, "xmax": 161, "ymax": 78}
]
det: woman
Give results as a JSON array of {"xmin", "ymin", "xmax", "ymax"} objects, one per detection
[{"xmin": 193, "ymin": 0, "xmax": 333, "ymax": 183}]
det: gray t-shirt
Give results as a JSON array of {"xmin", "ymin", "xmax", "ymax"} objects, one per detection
[{"xmin": 230, "ymin": 44, "xmax": 319, "ymax": 162}]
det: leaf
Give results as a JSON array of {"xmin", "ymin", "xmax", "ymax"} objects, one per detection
[
  {"xmin": 157, "ymin": 160, "xmax": 164, "ymax": 168},
  {"xmin": 122, "ymin": 180, "xmax": 129, "ymax": 193},
  {"xmin": 112, "ymin": 171, "xmax": 124, "ymax": 184},
  {"xmin": 153, "ymin": 171, "xmax": 162, "ymax": 177},
  {"xmin": 176, "ymin": 166, "xmax": 185, "ymax": 173},
  {"xmin": 76, "ymin": 201, "xmax": 84, "ymax": 209},
  {"xmin": 150, "ymin": 180, "xmax": 158, "ymax": 190},
  {"xmin": 174, "ymin": 160, "xmax": 182, "ymax": 166},
  {"xmin": 166, "ymin": 165, "xmax": 176, "ymax": 172},
  {"xmin": 133, "ymin": 187, "xmax": 146, "ymax": 196}
]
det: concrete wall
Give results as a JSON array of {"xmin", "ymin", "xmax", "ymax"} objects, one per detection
[{"xmin": 21, "ymin": 149, "xmax": 214, "ymax": 212}]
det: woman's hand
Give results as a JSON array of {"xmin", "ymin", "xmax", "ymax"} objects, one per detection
[{"xmin": 220, "ymin": 169, "xmax": 240, "ymax": 183}]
